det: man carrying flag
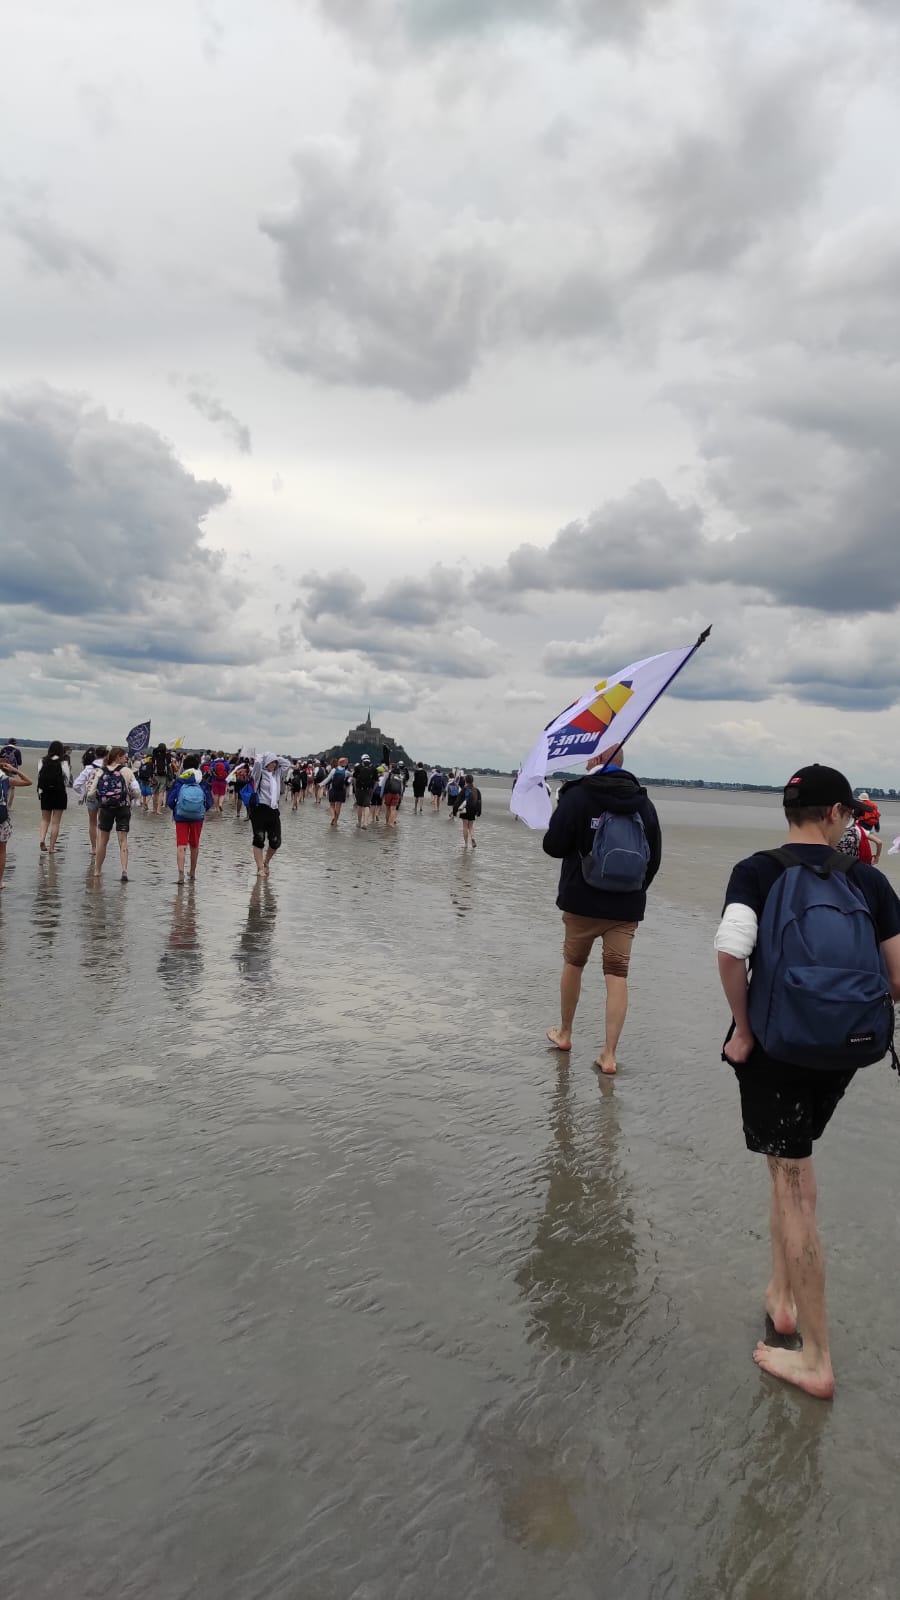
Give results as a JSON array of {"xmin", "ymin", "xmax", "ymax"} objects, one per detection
[
  {"xmin": 518, "ymin": 631, "xmax": 709, "ymax": 1072},
  {"xmin": 543, "ymin": 741, "xmax": 662, "ymax": 1074}
]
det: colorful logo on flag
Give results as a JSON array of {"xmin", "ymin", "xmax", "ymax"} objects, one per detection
[{"xmin": 546, "ymin": 680, "xmax": 634, "ymax": 763}]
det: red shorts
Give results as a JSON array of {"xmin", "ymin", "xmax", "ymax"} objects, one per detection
[
  {"xmin": 175, "ymin": 820, "xmax": 203, "ymax": 848},
  {"xmin": 384, "ymin": 792, "xmax": 401, "ymax": 808}
]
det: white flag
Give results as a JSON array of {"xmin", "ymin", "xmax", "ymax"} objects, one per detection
[{"xmin": 510, "ymin": 637, "xmax": 708, "ymax": 830}]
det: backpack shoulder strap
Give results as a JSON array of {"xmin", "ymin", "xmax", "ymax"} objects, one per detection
[
  {"xmin": 760, "ymin": 845, "xmax": 852, "ymax": 878},
  {"xmin": 759, "ymin": 846, "xmax": 800, "ymax": 871}
]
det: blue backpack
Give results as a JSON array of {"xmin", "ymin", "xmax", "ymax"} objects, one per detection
[
  {"xmin": 176, "ymin": 780, "xmax": 206, "ymax": 821},
  {"xmin": 748, "ymin": 848, "xmax": 897, "ymax": 1072},
  {"xmin": 582, "ymin": 811, "xmax": 650, "ymax": 893}
]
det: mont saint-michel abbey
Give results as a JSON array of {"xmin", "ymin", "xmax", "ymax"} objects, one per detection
[{"xmin": 332, "ymin": 712, "xmax": 413, "ymax": 768}]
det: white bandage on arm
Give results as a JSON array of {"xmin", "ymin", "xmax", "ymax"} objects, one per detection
[{"xmin": 714, "ymin": 903, "xmax": 759, "ymax": 959}]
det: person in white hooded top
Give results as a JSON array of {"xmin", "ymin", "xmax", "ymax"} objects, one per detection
[{"xmin": 250, "ymin": 753, "xmax": 291, "ymax": 876}]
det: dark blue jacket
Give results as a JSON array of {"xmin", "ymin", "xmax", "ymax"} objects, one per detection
[{"xmin": 542, "ymin": 768, "xmax": 662, "ymax": 921}]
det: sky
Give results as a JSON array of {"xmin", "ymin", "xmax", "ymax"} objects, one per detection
[{"xmin": 2, "ymin": 0, "xmax": 900, "ymax": 782}]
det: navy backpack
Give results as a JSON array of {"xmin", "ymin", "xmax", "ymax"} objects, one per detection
[
  {"xmin": 581, "ymin": 811, "xmax": 650, "ymax": 893},
  {"xmin": 748, "ymin": 847, "xmax": 897, "ymax": 1072}
]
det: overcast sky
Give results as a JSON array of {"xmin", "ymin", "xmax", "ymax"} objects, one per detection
[{"xmin": 3, "ymin": 0, "xmax": 899, "ymax": 781}]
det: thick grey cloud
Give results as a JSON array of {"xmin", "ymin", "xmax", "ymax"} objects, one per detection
[
  {"xmin": 688, "ymin": 357, "xmax": 900, "ymax": 614},
  {"xmin": 0, "ymin": 385, "xmax": 259, "ymax": 676},
  {"xmin": 539, "ymin": 604, "xmax": 772, "ymax": 706},
  {"xmin": 260, "ymin": 138, "xmax": 619, "ymax": 400},
  {"xmin": 261, "ymin": 142, "xmax": 504, "ymax": 401},
  {"xmin": 180, "ymin": 376, "xmax": 252, "ymax": 454},
  {"xmin": 295, "ymin": 565, "xmax": 500, "ymax": 677},
  {"xmin": 4, "ymin": 206, "xmax": 115, "ymax": 281},
  {"xmin": 0, "ymin": 385, "xmax": 228, "ymax": 616},
  {"xmin": 474, "ymin": 482, "xmax": 708, "ymax": 605},
  {"xmin": 540, "ymin": 595, "xmax": 900, "ymax": 715},
  {"xmin": 639, "ymin": 73, "xmax": 831, "ymax": 278},
  {"xmin": 299, "ymin": 569, "xmax": 367, "ymax": 621}
]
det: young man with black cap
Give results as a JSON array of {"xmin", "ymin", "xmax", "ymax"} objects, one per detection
[
  {"xmin": 542, "ymin": 743, "xmax": 662, "ymax": 1075},
  {"xmin": 716, "ymin": 763, "xmax": 900, "ymax": 1398}
]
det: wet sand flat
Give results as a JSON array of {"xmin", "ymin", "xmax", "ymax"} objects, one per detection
[{"xmin": 2, "ymin": 775, "xmax": 900, "ymax": 1599}]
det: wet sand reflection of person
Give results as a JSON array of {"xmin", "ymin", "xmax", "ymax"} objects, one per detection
[
  {"xmin": 158, "ymin": 884, "xmax": 203, "ymax": 1011},
  {"xmin": 81, "ymin": 864, "xmax": 128, "ymax": 988},
  {"xmin": 33, "ymin": 856, "xmax": 62, "ymax": 954},
  {"xmin": 700, "ymin": 1393, "xmax": 828, "ymax": 1599},
  {"xmin": 515, "ymin": 1066, "xmax": 640, "ymax": 1355},
  {"xmin": 234, "ymin": 879, "xmax": 277, "ymax": 988}
]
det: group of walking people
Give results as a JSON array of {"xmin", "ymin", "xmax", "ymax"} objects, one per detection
[
  {"xmin": 318, "ymin": 757, "xmax": 482, "ymax": 843},
  {"xmin": 0, "ymin": 739, "xmax": 485, "ymax": 888}
]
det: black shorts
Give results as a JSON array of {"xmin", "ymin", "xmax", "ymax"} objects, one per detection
[
  {"xmin": 729, "ymin": 1049, "xmax": 856, "ymax": 1160},
  {"xmin": 98, "ymin": 805, "xmax": 131, "ymax": 834},
  {"xmin": 251, "ymin": 803, "xmax": 281, "ymax": 851}
]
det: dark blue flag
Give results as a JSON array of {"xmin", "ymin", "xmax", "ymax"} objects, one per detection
[{"xmin": 126, "ymin": 720, "xmax": 151, "ymax": 759}]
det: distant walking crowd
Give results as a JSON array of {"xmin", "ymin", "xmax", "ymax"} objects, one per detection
[{"xmin": 0, "ymin": 739, "xmax": 483, "ymax": 889}]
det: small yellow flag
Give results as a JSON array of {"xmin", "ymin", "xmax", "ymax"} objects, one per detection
[{"xmin": 172, "ymin": 735, "xmax": 185, "ymax": 749}]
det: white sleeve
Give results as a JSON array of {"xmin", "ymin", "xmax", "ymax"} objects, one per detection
[
  {"xmin": 714, "ymin": 903, "xmax": 759, "ymax": 959},
  {"xmin": 73, "ymin": 765, "xmax": 90, "ymax": 795}
]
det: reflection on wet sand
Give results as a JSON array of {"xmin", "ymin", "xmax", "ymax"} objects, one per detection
[
  {"xmin": 2, "ymin": 779, "xmax": 900, "ymax": 1599},
  {"xmin": 234, "ymin": 879, "xmax": 277, "ymax": 987},
  {"xmin": 157, "ymin": 884, "xmax": 203, "ymax": 1009},
  {"xmin": 515, "ymin": 1066, "xmax": 640, "ymax": 1355},
  {"xmin": 80, "ymin": 868, "xmax": 128, "ymax": 987},
  {"xmin": 702, "ymin": 1395, "xmax": 828, "ymax": 1600},
  {"xmin": 32, "ymin": 857, "xmax": 62, "ymax": 952}
]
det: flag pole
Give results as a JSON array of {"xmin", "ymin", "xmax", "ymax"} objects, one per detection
[{"xmin": 601, "ymin": 625, "xmax": 712, "ymax": 769}]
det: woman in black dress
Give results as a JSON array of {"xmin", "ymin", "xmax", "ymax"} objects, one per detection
[{"xmin": 37, "ymin": 739, "xmax": 71, "ymax": 853}]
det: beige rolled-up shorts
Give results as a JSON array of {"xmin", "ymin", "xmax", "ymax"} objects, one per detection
[{"xmin": 562, "ymin": 913, "xmax": 638, "ymax": 976}]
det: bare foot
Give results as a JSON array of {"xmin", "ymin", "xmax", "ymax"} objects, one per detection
[
  {"xmin": 765, "ymin": 1286, "xmax": 798, "ymax": 1337},
  {"xmin": 595, "ymin": 1049, "xmax": 617, "ymax": 1076},
  {"xmin": 546, "ymin": 1027, "xmax": 572, "ymax": 1051},
  {"xmin": 753, "ymin": 1341, "xmax": 834, "ymax": 1399}
]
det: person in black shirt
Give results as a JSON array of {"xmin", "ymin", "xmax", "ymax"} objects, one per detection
[
  {"xmin": 411, "ymin": 763, "xmax": 428, "ymax": 814},
  {"xmin": 716, "ymin": 763, "xmax": 900, "ymax": 1399},
  {"xmin": 542, "ymin": 744, "xmax": 661, "ymax": 1075},
  {"xmin": 353, "ymin": 756, "xmax": 376, "ymax": 828}
]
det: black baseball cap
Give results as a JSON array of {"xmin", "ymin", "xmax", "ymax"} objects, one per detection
[{"xmin": 782, "ymin": 764, "xmax": 865, "ymax": 815}]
